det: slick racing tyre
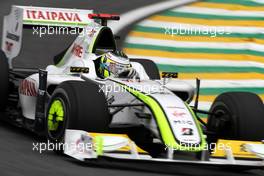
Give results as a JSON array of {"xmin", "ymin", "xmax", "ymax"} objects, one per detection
[
  {"xmin": 0, "ymin": 50, "xmax": 9, "ymax": 112},
  {"xmin": 207, "ymin": 92, "xmax": 264, "ymax": 144},
  {"xmin": 46, "ymin": 80, "xmax": 111, "ymax": 151},
  {"xmin": 130, "ymin": 59, "xmax": 160, "ymax": 80}
]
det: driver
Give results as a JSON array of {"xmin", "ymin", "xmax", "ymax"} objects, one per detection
[{"xmin": 96, "ymin": 51, "xmax": 138, "ymax": 79}]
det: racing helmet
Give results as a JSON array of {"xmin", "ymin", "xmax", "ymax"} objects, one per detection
[{"xmin": 99, "ymin": 51, "xmax": 131, "ymax": 78}]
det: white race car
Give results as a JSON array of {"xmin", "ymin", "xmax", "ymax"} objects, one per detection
[{"xmin": 1, "ymin": 6, "xmax": 264, "ymax": 172}]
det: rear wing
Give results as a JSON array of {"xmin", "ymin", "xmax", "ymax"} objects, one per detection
[{"xmin": 1, "ymin": 5, "xmax": 93, "ymax": 67}]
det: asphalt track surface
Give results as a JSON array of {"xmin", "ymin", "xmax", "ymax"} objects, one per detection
[{"xmin": 0, "ymin": 1, "xmax": 264, "ymax": 176}]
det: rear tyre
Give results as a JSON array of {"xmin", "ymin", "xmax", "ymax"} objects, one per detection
[
  {"xmin": 0, "ymin": 50, "xmax": 9, "ymax": 112},
  {"xmin": 207, "ymin": 92, "xmax": 264, "ymax": 145},
  {"xmin": 130, "ymin": 59, "xmax": 160, "ymax": 79},
  {"xmin": 46, "ymin": 80, "xmax": 111, "ymax": 151}
]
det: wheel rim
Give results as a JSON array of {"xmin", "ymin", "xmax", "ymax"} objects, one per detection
[{"xmin": 47, "ymin": 98, "xmax": 66, "ymax": 140}]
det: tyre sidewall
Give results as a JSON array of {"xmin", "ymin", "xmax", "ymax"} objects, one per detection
[{"xmin": 0, "ymin": 51, "xmax": 9, "ymax": 111}]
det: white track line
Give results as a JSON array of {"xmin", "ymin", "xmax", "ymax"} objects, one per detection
[
  {"xmin": 183, "ymin": 80, "xmax": 264, "ymax": 88},
  {"xmin": 138, "ymin": 20, "xmax": 264, "ymax": 34},
  {"xmin": 126, "ymin": 36, "xmax": 264, "ymax": 52},
  {"xmin": 127, "ymin": 54, "xmax": 264, "ymax": 68},
  {"xmin": 108, "ymin": 0, "xmax": 198, "ymax": 34},
  {"xmin": 172, "ymin": 6, "xmax": 264, "ymax": 17}
]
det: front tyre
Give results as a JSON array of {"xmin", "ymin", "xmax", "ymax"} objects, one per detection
[
  {"xmin": 0, "ymin": 50, "xmax": 9, "ymax": 112},
  {"xmin": 207, "ymin": 92, "xmax": 264, "ymax": 144},
  {"xmin": 46, "ymin": 80, "xmax": 111, "ymax": 149}
]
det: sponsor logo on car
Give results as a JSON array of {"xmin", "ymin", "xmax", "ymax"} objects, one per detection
[
  {"xmin": 172, "ymin": 111, "xmax": 186, "ymax": 117},
  {"xmin": 161, "ymin": 72, "xmax": 178, "ymax": 78},
  {"xmin": 182, "ymin": 138, "xmax": 197, "ymax": 142},
  {"xmin": 181, "ymin": 128, "xmax": 194, "ymax": 136},
  {"xmin": 5, "ymin": 41, "xmax": 14, "ymax": 52},
  {"xmin": 88, "ymin": 28, "xmax": 96, "ymax": 37},
  {"xmin": 75, "ymin": 134, "xmax": 93, "ymax": 153},
  {"xmin": 6, "ymin": 32, "xmax": 20, "ymax": 42},
  {"xmin": 167, "ymin": 106, "xmax": 184, "ymax": 109},
  {"xmin": 174, "ymin": 120, "xmax": 194, "ymax": 126},
  {"xmin": 71, "ymin": 43, "xmax": 83, "ymax": 58},
  {"xmin": 19, "ymin": 79, "xmax": 37, "ymax": 97},
  {"xmin": 70, "ymin": 67, "xmax": 89, "ymax": 73},
  {"xmin": 240, "ymin": 144, "xmax": 248, "ymax": 152},
  {"xmin": 26, "ymin": 10, "xmax": 82, "ymax": 22}
]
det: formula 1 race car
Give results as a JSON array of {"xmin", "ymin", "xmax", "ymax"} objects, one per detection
[{"xmin": 1, "ymin": 6, "xmax": 264, "ymax": 172}]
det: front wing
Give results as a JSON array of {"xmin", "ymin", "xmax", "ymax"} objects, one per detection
[{"xmin": 64, "ymin": 129, "xmax": 264, "ymax": 173}]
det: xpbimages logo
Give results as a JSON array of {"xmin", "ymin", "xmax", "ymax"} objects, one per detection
[
  {"xmin": 32, "ymin": 140, "xmax": 94, "ymax": 154},
  {"xmin": 98, "ymin": 82, "xmax": 166, "ymax": 94},
  {"xmin": 32, "ymin": 26, "xmax": 95, "ymax": 38},
  {"xmin": 164, "ymin": 142, "xmax": 232, "ymax": 153},
  {"xmin": 164, "ymin": 25, "xmax": 232, "ymax": 38}
]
